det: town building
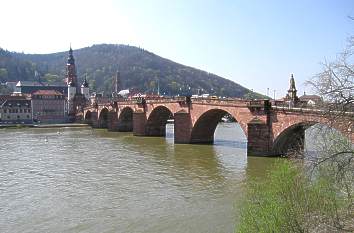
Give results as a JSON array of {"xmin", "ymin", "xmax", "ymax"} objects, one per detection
[
  {"xmin": 31, "ymin": 90, "xmax": 66, "ymax": 123},
  {"xmin": 0, "ymin": 95, "xmax": 32, "ymax": 124},
  {"xmin": 299, "ymin": 93, "xmax": 322, "ymax": 106}
]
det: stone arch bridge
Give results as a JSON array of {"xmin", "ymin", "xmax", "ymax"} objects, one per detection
[{"xmin": 83, "ymin": 97, "xmax": 354, "ymax": 156}]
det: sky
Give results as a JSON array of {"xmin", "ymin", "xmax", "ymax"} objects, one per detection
[{"xmin": 1, "ymin": 0, "xmax": 353, "ymax": 97}]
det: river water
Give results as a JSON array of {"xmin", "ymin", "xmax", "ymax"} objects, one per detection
[{"xmin": 0, "ymin": 123, "xmax": 277, "ymax": 233}]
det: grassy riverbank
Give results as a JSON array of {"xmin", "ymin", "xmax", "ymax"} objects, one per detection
[{"xmin": 236, "ymin": 159, "xmax": 354, "ymax": 232}]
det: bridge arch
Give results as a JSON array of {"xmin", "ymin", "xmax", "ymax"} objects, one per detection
[
  {"xmin": 190, "ymin": 108, "xmax": 245, "ymax": 144},
  {"xmin": 118, "ymin": 107, "xmax": 134, "ymax": 131},
  {"xmin": 98, "ymin": 107, "xmax": 109, "ymax": 128},
  {"xmin": 145, "ymin": 106, "xmax": 173, "ymax": 136},
  {"xmin": 272, "ymin": 121, "xmax": 317, "ymax": 156},
  {"xmin": 84, "ymin": 110, "xmax": 93, "ymax": 125}
]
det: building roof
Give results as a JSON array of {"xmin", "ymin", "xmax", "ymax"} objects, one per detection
[
  {"xmin": 1, "ymin": 98, "xmax": 31, "ymax": 108},
  {"xmin": 299, "ymin": 94, "xmax": 322, "ymax": 101},
  {"xmin": 16, "ymin": 81, "xmax": 66, "ymax": 87},
  {"xmin": 0, "ymin": 95, "xmax": 27, "ymax": 104},
  {"xmin": 32, "ymin": 90, "xmax": 64, "ymax": 96}
]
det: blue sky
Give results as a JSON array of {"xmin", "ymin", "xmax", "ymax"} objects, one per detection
[{"xmin": 1, "ymin": 0, "xmax": 353, "ymax": 97}]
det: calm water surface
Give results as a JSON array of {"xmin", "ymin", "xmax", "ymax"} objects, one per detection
[{"xmin": 0, "ymin": 123, "xmax": 276, "ymax": 233}]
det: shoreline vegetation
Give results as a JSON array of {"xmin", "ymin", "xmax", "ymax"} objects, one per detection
[
  {"xmin": 236, "ymin": 158, "xmax": 354, "ymax": 233},
  {"xmin": 236, "ymin": 37, "xmax": 354, "ymax": 232}
]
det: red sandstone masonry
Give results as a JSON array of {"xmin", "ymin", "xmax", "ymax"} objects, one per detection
[{"xmin": 84, "ymin": 99, "xmax": 354, "ymax": 156}]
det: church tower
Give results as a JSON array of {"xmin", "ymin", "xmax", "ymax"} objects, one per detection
[{"xmin": 67, "ymin": 46, "xmax": 78, "ymax": 115}]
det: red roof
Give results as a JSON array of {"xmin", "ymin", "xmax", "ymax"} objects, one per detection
[
  {"xmin": 0, "ymin": 95, "xmax": 28, "ymax": 104},
  {"xmin": 32, "ymin": 90, "xmax": 64, "ymax": 96}
]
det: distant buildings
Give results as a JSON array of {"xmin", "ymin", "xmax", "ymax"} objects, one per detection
[
  {"xmin": 14, "ymin": 81, "xmax": 67, "ymax": 95},
  {"xmin": 299, "ymin": 93, "xmax": 322, "ymax": 106},
  {"xmin": 0, "ymin": 95, "xmax": 32, "ymax": 124},
  {"xmin": 276, "ymin": 74, "xmax": 322, "ymax": 108},
  {"xmin": 31, "ymin": 90, "xmax": 66, "ymax": 123},
  {"xmin": 0, "ymin": 47, "xmax": 90, "ymax": 125}
]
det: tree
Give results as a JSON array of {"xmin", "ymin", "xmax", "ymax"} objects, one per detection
[
  {"xmin": 304, "ymin": 39, "xmax": 354, "ymax": 231},
  {"xmin": 237, "ymin": 38, "xmax": 354, "ymax": 233},
  {"xmin": 0, "ymin": 85, "xmax": 11, "ymax": 94},
  {"xmin": 306, "ymin": 38, "xmax": 354, "ymax": 167},
  {"xmin": 0, "ymin": 68, "xmax": 8, "ymax": 82}
]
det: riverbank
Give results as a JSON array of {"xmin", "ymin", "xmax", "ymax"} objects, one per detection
[
  {"xmin": 0, "ymin": 123, "xmax": 89, "ymax": 129},
  {"xmin": 33, "ymin": 123, "xmax": 89, "ymax": 128}
]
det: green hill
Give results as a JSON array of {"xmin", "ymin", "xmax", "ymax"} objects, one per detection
[{"xmin": 0, "ymin": 44, "xmax": 262, "ymax": 98}]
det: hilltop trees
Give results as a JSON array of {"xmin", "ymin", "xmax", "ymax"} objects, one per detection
[{"xmin": 1, "ymin": 44, "xmax": 262, "ymax": 98}]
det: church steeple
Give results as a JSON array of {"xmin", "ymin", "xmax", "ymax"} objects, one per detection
[{"xmin": 66, "ymin": 46, "xmax": 78, "ymax": 91}]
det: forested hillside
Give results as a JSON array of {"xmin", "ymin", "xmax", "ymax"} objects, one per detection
[{"xmin": 0, "ymin": 44, "xmax": 262, "ymax": 98}]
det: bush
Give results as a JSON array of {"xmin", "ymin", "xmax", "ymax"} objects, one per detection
[{"xmin": 236, "ymin": 159, "xmax": 353, "ymax": 233}]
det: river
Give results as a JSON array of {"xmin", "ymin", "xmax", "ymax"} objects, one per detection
[{"xmin": 0, "ymin": 123, "xmax": 277, "ymax": 233}]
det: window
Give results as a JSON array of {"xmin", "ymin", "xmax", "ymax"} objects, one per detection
[
  {"xmin": 17, "ymin": 115, "xmax": 20, "ymax": 119},
  {"xmin": 7, "ymin": 116, "xmax": 10, "ymax": 119},
  {"xmin": 20, "ymin": 109, "xmax": 22, "ymax": 113},
  {"xmin": 27, "ymin": 115, "xmax": 30, "ymax": 118},
  {"xmin": 4, "ymin": 109, "xmax": 6, "ymax": 113}
]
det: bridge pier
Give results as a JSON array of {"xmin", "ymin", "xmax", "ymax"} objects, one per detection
[
  {"xmin": 133, "ymin": 111, "xmax": 147, "ymax": 136},
  {"xmin": 107, "ymin": 111, "xmax": 119, "ymax": 131},
  {"xmin": 90, "ymin": 112, "xmax": 99, "ymax": 128},
  {"xmin": 247, "ymin": 120, "xmax": 273, "ymax": 156},
  {"xmin": 174, "ymin": 111, "xmax": 192, "ymax": 144}
]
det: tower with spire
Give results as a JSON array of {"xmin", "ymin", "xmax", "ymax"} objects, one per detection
[
  {"xmin": 287, "ymin": 74, "xmax": 298, "ymax": 101},
  {"xmin": 66, "ymin": 46, "xmax": 90, "ymax": 118},
  {"xmin": 67, "ymin": 46, "xmax": 78, "ymax": 115},
  {"xmin": 66, "ymin": 46, "xmax": 79, "ymax": 91},
  {"xmin": 285, "ymin": 74, "xmax": 299, "ymax": 106}
]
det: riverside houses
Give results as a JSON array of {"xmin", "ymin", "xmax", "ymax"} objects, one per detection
[
  {"xmin": 0, "ymin": 95, "xmax": 32, "ymax": 124},
  {"xmin": 31, "ymin": 90, "xmax": 66, "ymax": 123}
]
